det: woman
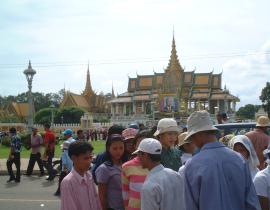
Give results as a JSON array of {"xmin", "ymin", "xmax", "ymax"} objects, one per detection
[
  {"xmin": 231, "ymin": 135, "xmax": 259, "ymax": 179},
  {"xmin": 96, "ymin": 134, "xmax": 127, "ymax": 210}
]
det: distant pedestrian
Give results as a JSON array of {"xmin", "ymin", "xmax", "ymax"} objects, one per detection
[
  {"xmin": 96, "ymin": 134, "xmax": 126, "ymax": 210},
  {"xmin": 231, "ymin": 135, "xmax": 260, "ymax": 179},
  {"xmin": 42, "ymin": 123, "xmax": 57, "ymax": 181},
  {"xmin": 6, "ymin": 127, "xmax": 22, "ymax": 183},
  {"xmin": 154, "ymin": 118, "xmax": 182, "ymax": 171},
  {"xmin": 60, "ymin": 141, "xmax": 101, "ymax": 210},
  {"xmin": 76, "ymin": 129, "xmax": 86, "ymax": 142},
  {"xmin": 184, "ymin": 110, "xmax": 260, "ymax": 210},
  {"xmin": 246, "ymin": 116, "xmax": 270, "ymax": 170},
  {"xmin": 136, "ymin": 138, "xmax": 185, "ymax": 210},
  {"xmin": 54, "ymin": 129, "xmax": 76, "ymax": 196},
  {"xmin": 25, "ymin": 127, "xmax": 44, "ymax": 176}
]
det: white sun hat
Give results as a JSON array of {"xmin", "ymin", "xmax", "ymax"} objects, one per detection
[
  {"xmin": 185, "ymin": 110, "xmax": 218, "ymax": 141},
  {"xmin": 154, "ymin": 118, "xmax": 180, "ymax": 136},
  {"xmin": 132, "ymin": 138, "xmax": 162, "ymax": 155}
]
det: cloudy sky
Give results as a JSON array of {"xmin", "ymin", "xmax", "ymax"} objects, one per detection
[{"xmin": 0, "ymin": 0, "xmax": 269, "ymax": 108}]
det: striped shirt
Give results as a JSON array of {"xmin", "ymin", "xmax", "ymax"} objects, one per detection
[{"xmin": 121, "ymin": 156, "xmax": 149, "ymax": 210}]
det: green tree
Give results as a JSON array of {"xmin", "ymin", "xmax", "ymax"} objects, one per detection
[
  {"xmin": 260, "ymin": 82, "xmax": 270, "ymax": 117},
  {"xmin": 236, "ymin": 104, "xmax": 260, "ymax": 120},
  {"xmin": 54, "ymin": 107, "xmax": 85, "ymax": 124},
  {"xmin": 34, "ymin": 108, "xmax": 58, "ymax": 124}
]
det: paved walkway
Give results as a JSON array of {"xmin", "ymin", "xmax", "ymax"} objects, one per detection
[{"xmin": 0, "ymin": 158, "xmax": 55, "ymax": 175}]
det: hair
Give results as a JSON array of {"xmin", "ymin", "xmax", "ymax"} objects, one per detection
[
  {"xmin": 68, "ymin": 141, "xmax": 94, "ymax": 158},
  {"xmin": 77, "ymin": 129, "xmax": 83, "ymax": 135},
  {"xmin": 9, "ymin": 127, "xmax": 16, "ymax": 134},
  {"xmin": 134, "ymin": 129, "xmax": 153, "ymax": 145},
  {"xmin": 104, "ymin": 134, "xmax": 128, "ymax": 165},
  {"xmin": 148, "ymin": 153, "xmax": 161, "ymax": 162},
  {"xmin": 44, "ymin": 123, "xmax": 50, "ymax": 129},
  {"xmin": 199, "ymin": 130, "xmax": 218, "ymax": 136},
  {"xmin": 107, "ymin": 124, "xmax": 125, "ymax": 137}
]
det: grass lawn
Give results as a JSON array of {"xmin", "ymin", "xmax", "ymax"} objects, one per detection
[{"xmin": 0, "ymin": 140, "xmax": 106, "ymax": 159}]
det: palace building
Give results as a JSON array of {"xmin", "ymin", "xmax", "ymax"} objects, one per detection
[{"xmin": 109, "ymin": 36, "xmax": 239, "ymax": 124}]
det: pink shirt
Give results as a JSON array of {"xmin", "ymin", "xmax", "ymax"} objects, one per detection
[{"xmin": 60, "ymin": 168, "xmax": 101, "ymax": 210}]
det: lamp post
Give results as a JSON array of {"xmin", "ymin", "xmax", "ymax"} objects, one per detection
[
  {"xmin": 23, "ymin": 61, "xmax": 36, "ymax": 134},
  {"xmin": 50, "ymin": 104, "xmax": 55, "ymax": 128},
  {"xmin": 61, "ymin": 115, "xmax": 64, "ymax": 125}
]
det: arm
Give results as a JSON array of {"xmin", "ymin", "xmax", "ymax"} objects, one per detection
[
  {"xmin": 98, "ymin": 183, "xmax": 108, "ymax": 210},
  {"xmin": 258, "ymin": 196, "xmax": 269, "ymax": 210},
  {"xmin": 60, "ymin": 181, "xmax": 78, "ymax": 210},
  {"xmin": 121, "ymin": 169, "xmax": 129, "ymax": 209}
]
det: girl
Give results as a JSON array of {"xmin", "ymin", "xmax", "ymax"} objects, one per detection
[{"xmin": 96, "ymin": 134, "xmax": 127, "ymax": 210}]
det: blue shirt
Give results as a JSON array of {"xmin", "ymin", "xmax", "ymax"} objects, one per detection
[
  {"xmin": 185, "ymin": 141, "xmax": 261, "ymax": 210},
  {"xmin": 141, "ymin": 164, "xmax": 185, "ymax": 210},
  {"xmin": 10, "ymin": 134, "xmax": 22, "ymax": 153},
  {"xmin": 61, "ymin": 150, "xmax": 73, "ymax": 172}
]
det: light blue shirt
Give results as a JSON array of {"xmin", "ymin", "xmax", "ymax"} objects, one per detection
[
  {"xmin": 185, "ymin": 141, "xmax": 261, "ymax": 210},
  {"xmin": 141, "ymin": 164, "xmax": 185, "ymax": 210}
]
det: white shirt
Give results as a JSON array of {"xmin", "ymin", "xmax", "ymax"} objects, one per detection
[
  {"xmin": 253, "ymin": 165, "xmax": 270, "ymax": 205},
  {"xmin": 141, "ymin": 164, "xmax": 185, "ymax": 210},
  {"xmin": 180, "ymin": 153, "xmax": 192, "ymax": 165}
]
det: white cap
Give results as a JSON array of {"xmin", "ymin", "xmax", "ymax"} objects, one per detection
[
  {"xmin": 185, "ymin": 110, "xmax": 218, "ymax": 141},
  {"xmin": 132, "ymin": 138, "xmax": 162, "ymax": 155},
  {"xmin": 154, "ymin": 118, "xmax": 180, "ymax": 136}
]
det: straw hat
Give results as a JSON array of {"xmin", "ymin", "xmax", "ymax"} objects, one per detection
[
  {"xmin": 178, "ymin": 132, "xmax": 189, "ymax": 147},
  {"xmin": 256, "ymin": 116, "xmax": 269, "ymax": 127},
  {"xmin": 185, "ymin": 111, "xmax": 218, "ymax": 141},
  {"xmin": 154, "ymin": 118, "xmax": 180, "ymax": 136}
]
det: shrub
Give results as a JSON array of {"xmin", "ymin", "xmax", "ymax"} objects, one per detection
[{"xmin": 1, "ymin": 136, "xmax": 11, "ymax": 147}]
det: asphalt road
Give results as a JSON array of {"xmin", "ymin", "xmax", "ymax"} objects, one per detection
[{"xmin": 0, "ymin": 175, "xmax": 60, "ymax": 210}]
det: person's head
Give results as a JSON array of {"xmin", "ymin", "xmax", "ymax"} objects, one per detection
[
  {"xmin": 122, "ymin": 128, "xmax": 138, "ymax": 154},
  {"xmin": 68, "ymin": 141, "xmax": 94, "ymax": 173},
  {"xmin": 105, "ymin": 134, "xmax": 126, "ymax": 164},
  {"xmin": 216, "ymin": 113, "xmax": 223, "ymax": 124},
  {"xmin": 154, "ymin": 118, "xmax": 180, "ymax": 149},
  {"xmin": 185, "ymin": 111, "xmax": 218, "ymax": 148},
  {"xmin": 178, "ymin": 132, "xmax": 196, "ymax": 154},
  {"xmin": 107, "ymin": 124, "xmax": 125, "ymax": 137},
  {"xmin": 9, "ymin": 127, "xmax": 16, "ymax": 136},
  {"xmin": 232, "ymin": 135, "xmax": 259, "ymax": 168},
  {"xmin": 139, "ymin": 123, "xmax": 146, "ymax": 130},
  {"xmin": 256, "ymin": 116, "xmax": 269, "ymax": 132},
  {"xmin": 44, "ymin": 123, "xmax": 50, "ymax": 131},
  {"xmin": 63, "ymin": 129, "xmax": 73, "ymax": 140},
  {"xmin": 134, "ymin": 138, "xmax": 162, "ymax": 170},
  {"xmin": 77, "ymin": 129, "xmax": 84, "ymax": 140},
  {"xmin": 134, "ymin": 129, "xmax": 153, "ymax": 149},
  {"xmin": 128, "ymin": 123, "xmax": 139, "ymax": 130},
  {"xmin": 32, "ymin": 127, "xmax": 38, "ymax": 135}
]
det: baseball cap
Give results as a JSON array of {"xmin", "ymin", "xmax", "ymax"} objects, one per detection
[
  {"xmin": 63, "ymin": 129, "xmax": 73, "ymax": 136},
  {"xmin": 154, "ymin": 118, "xmax": 180, "ymax": 136},
  {"xmin": 122, "ymin": 128, "xmax": 138, "ymax": 140},
  {"xmin": 132, "ymin": 138, "xmax": 162, "ymax": 155}
]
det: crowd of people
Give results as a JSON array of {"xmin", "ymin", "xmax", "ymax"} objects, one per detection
[{"xmin": 3, "ymin": 111, "xmax": 270, "ymax": 210}]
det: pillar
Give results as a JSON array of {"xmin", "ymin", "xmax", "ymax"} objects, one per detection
[
  {"xmin": 124, "ymin": 103, "xmax": 127, "ymax": 116},
  {"xmin": 141, "ymin": 101, "xmax": 144, "ymax": 114}
]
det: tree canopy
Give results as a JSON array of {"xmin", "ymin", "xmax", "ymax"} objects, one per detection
[
  {"xmin": 236, "ymin": 104, "xmax": 260, "ymax": 120},
  {"xmin": 260, "ymin": 82, "xmax": 270, "ymax": 117}
]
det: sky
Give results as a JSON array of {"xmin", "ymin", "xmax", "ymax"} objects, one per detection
[{"xmin": 0, "ymin": 0, "xmax": 269, "ymax": 108}]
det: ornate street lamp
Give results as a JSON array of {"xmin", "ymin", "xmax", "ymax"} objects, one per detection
[{"xmin": 23, "ymin": 61, "xmax": 36, "ymax": 133}]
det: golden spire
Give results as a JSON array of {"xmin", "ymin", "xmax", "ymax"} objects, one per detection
[
  {"xmin": 83, "ymin": 63, "xmax": 93, "ymax": 96},
  {"xmin": 166, "ymin": 33, "xmax": 183, "ymax": 72}
]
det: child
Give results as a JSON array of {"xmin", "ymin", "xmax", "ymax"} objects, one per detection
[
  {"xmin": 60, "ymin": 141, "xmax": 101, "ymax": 210},
  {"xmin": 96, "ymin": 134, "xmax": 127, "ymax": 210}
]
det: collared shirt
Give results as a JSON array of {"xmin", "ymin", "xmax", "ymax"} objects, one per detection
[
  {"xmin": 253, "ymin": 165, "xmax": 270, "ymax": 207},
  {"xmin": 121, "ymin": 156, "xmax": 149, "ymax": 210},
  {"xmin": 31, "ymin": 134, "xmax": 43, "ymax": 154},
  {"xmin": 141, "ymin": 164, "xmax": 185, "ymax": 210},
  {"xmin": 185, "ymin": 141, "xmax": 261, "ymax": 210},
  {"xmin": 96, "ymin": 162, "xmax": 124, "ymax": 210},
  {"xmin": 10, "ymin": 134, "xmax": 22, "ymax": 153},
  {"xmin": 60, "ymin": 168, "xmax": 101, "ymax": 210},
  {"xmin": 246, "ymin": 129, "xmax": 270, "ymax": 168},
  {"xmin": 161, "ymin": 147, "xmax": 182, "ymax": 171}
]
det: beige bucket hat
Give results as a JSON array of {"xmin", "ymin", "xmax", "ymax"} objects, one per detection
[
  {"xmin": 154, "ymin": 118, "xmax": 180, "ymax": 137},
  {"xmin": 185, "ymin": 110, "xmax": 218, "ymax": 141},
  {"xmin": 256, "ymin": 116, "xmax": 269, "ymax": 127},
  {"xmin": 178, "ymin": 132, "xmax": 189, "ymax": 147}
]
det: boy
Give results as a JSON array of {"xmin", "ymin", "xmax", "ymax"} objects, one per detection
[{"xmin": 60, "ymin": 141, "xmax": 101, "ymax": 210}]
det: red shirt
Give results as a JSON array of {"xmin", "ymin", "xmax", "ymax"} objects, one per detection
[{"xmin": 44, "ymin": 130, "xmax": 56, "ymax": 152}]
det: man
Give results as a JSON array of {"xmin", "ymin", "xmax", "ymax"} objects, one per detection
[
  {"xmin": 135, "ymin": 138, "xmax": 185, "ymax": 210},
  {"xmin": 76, "ymin": 129, "xmax": 86, "ymax": 142},
  {"xmin": 253, "ymin": 146, "xmax": 270, "ymax": 210},
  {"xmin": 246, "ymin": 116, "xmax": 270, "ymax": 169},
  {"xmin": 43, "ymin": 123, "xmax": 57, "ymax": 181},
  {"xmin": 154, "ymin": 118, "xmax": 182, "ymax": 171},
  {"xmin": 25, "ymin": 127, "xmax": 44, "ymax": 176},
  {"xmin": 54, "ymin": 129, "xmax": 76, "ymax": 196},
  {"xmin": 6, "ymin": 127, "xmax": 22, "ymax": 183},
  {"xmin": 122, "ymin": 127, "xmax": 138, "ymax": 159},
  {"xmin": 184, "ymin": 110, "xmax": 260, "ymax": 210}
]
